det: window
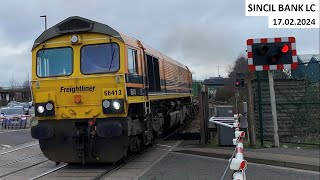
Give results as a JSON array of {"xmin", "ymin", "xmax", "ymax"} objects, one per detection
[
  {"xmin": 146, "ymin": 55, "xmax": 161, "ymax": 92},
  {"xmin": 81, "ymin": 43, "xmax": 120, "ymax": 74},
  {"xmin": 127, "ymin": 48, "xmax": 138, "ymax": 74},
  {"xmin": 36, "ymin": 47, "xmax": 73, "ymax": 77}
]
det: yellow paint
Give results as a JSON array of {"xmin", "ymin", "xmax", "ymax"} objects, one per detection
[
  {"xmin": 31, "ymin": 33, "xmax": 128, "ymax": 120},
  {"xmin": 102, "ymin": 87, "xmax": 125, "ymax": 99}
]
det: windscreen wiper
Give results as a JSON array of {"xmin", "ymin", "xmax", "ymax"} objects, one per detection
[{"xmin": 108, "ymin": 44, "xmax": 116, "ymax": 71}]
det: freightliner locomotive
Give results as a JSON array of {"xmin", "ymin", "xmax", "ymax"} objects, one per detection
[{"xmin": 31, "ymin": 16, "xmax": 192, "ymax": 164}]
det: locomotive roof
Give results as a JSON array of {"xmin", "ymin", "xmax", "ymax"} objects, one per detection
[
  {"xmin": 120, "ymin": 33, "xmax": 188, "ymax": 70},
  {"xmin": 32, "ymin": 16, "xmax": 124, "ymax": 50},
  {"xmin": 32, "ymin": 16, "xmax": 189, "ymax": 71}
]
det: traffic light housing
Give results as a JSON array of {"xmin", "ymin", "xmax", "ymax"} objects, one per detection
[
  {"xmin": 247, "ymin": 37, "xmax": 298, "ymax": 71},
  {"xmin": 235, "ymin": 79, "xmax": 240, "ymax": 88},
  {"xmin": 235, "ymin": 79, "xmax": 245, "ymax": 88},
  {"xmin": 253, "ymin": 42, "xmax": 292, "ymax": 65}
]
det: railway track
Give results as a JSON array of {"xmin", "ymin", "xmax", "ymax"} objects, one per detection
[
  {"xmin": 0, "ymin": 141, "xmax": 49, "ymax": 179},
  {"xmin": 35, "ymin": 117, "xmax": 192, "ymax": 180},
  {"xmin": 29, "ymin": 163, "xmax": 69, "ymax": 180},
  {"xmin": 0, "ymin": 117, "xmax": 194, "ymax": 180},
  {"xmin": 0, "ymin": 141, "xmax": 38, "ymax": 155}
]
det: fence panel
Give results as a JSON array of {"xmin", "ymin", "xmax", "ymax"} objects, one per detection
[{"xmin": 254, "ymin": 77, "xmax": 320, "ymax": 145}]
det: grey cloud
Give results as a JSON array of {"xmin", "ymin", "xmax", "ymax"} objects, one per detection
[{"xmin": 0, "ymin": 0, "xmax": 319, "ymax": 85}]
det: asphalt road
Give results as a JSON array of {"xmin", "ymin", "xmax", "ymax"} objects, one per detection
[
  {"xmin": 0, "ymin": 128, "xmax": 35, "ymax": 148},
  {"xmin": 140, "ymin": 152, "xmax": 320, "ymax": 180}
]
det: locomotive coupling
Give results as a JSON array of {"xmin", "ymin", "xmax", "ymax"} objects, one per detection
[{"xmin": 96, "ymin": 122, "xmax": 122, "ymax": 138}]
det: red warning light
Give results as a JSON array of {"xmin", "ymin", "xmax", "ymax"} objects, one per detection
[
  {"xmin": 240, "ymin": 161, "xmax": 246, "ymax": 169},
  {"xmin": 281, "ymin": 44, "xmax": 290, "ymax": 53}
]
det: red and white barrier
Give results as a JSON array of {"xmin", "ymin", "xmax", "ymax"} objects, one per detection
[
  {"xmin": 0, "ymin": 114, "xmax": 32, "ymax": 120},
  {"xmin": 231, "ymin": 114, "xmax": 247, "ymax": 180},
  {"xmin": 0, "ymin": 115, "xmax": 31, "ymax": 129},
  {"xmin": 210, "ymin": 114, "xmax": 247, "ymax": 180}
]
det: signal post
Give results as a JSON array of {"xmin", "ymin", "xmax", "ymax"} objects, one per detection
[{"xmin": 246, "ymin": 37, "xmax": 298, "ymax": 147}]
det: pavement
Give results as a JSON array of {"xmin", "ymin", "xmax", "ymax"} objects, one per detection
[
  {"xmin": 0, "ymin": 128, "xmax": 34, "ymax": 149},
  {"xmin": 104, "ymin": 141, "xmax": 182, "ymax": 180},
  {"xmin": 174, "ymin": 140, "xmax": 320, "ymax": 172},
  {"xmin": 140, "ymin": 151, "xmax": 320, "ymax": 180},
  {"xmin": 0, "ymin": 129, "xmax": 319, "ymax": 179}
]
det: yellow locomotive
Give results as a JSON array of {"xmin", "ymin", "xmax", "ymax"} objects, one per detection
[{"xmin": 31, "ymin": 16, "xmax": 192, "ymax": 164}]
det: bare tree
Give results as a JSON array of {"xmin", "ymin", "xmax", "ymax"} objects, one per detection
[
  {"xmin": 228, "ymin": 54, "xmax": 248, "ymax": 80},
  {"xmin": 214, "ymin": 54, "xmax": 249, "ymax": 105},
  {"xmin": 22, "ymin": 80, "xmax": 30, "ymax": 89}
]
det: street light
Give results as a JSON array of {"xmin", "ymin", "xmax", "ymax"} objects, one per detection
[{"xmin": 40, "ymin": 15, "xmax": 47, "ymax": 30}]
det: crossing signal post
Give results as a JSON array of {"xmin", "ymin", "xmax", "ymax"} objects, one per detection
[{"xmin": 246, "ymin": 37, "xmax": 298, "ymax": 147}]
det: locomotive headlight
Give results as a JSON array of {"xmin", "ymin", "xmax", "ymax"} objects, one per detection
[
  {"xmin": 35, "ymin": 101, "xmax": 55, "ymax": 117},
  {"xmin": 37, "ymin": 106, "xmax": 45, "ymax": 113},
  {"xmin": 46, "ymin": 103, "xmax": 53, "ymax": 111},
  {"xmin": 71, "ymin": 35, "xmax": 79, "ymax": 43},
  {"xmin": 112, "ymin": 101, "xmax": 121, "ymax": 110},
  {"xmin": 102, "ymin": 99, "xmax": 124, "ymax": 114},
  {"xmin": 102, "ymin": 100, "xmax": 110, "ymax": 108}
]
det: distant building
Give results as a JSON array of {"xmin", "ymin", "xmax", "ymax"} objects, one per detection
[
  {"xmin": 203, "ymin": 76, "xmax": 225, "ymax": 86},
  {"xmin": 291, "ymin": 54, "xmax": 320, "ymax": 83},
  {"xmin": 0, "ymin": 87, "xmax": 31, "ymax": 105}
]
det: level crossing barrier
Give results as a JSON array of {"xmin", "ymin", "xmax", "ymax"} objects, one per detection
[
  {"xmin": 0, "ymin": 115, "xmax": 31, "ymax": 129},
  {"xmin": 209, "ymin": 114, "xmax": 247, "ymax": 180}
]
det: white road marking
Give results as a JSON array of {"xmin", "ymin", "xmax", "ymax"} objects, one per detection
[
  {"xmin": 2, "ymin": 144, "xmax": 12, "ymax": 148},
  {"xmin": 156, "ymin": 144, "xmax": 172, "ymax": 148},
  {"xmin": 0, "ymin": 128, "xmax": 30, "ymax": 134},
  {"xmin": 0, "ymin": 141, "xmax": 39, "ymax": 155}
]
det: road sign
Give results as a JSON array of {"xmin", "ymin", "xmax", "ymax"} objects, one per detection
[{"xmin": 246, "ymin": 37, "xmax": 298, "ymax": 72}]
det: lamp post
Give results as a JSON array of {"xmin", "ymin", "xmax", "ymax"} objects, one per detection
[{"xmin": 40, "ymin": 15, "xmax": 47, "ymax": 30}]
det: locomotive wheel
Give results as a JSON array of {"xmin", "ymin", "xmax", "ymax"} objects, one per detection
[{"xmin": 117, "ymin": 154, "xmax": 128, "ymax": 164}]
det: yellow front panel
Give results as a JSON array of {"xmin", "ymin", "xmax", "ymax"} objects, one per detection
[{"xmin": 31, "ymin": 33, "xmax": 127, "ymax": 120}]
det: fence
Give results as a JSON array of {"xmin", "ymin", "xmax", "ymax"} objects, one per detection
[{"xmin": 254, "ymin": 72, "xmax": 320, "ymax": 145}]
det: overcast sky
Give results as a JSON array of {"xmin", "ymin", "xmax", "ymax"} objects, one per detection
[{"xmin": 0, "ymin": 0, "xmax": 319, "ymax": 86}]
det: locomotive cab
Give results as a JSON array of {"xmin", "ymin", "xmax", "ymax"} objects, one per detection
[{"xmin": 31, "ymin": 17, "xmax": 130, "ymax": 163}]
